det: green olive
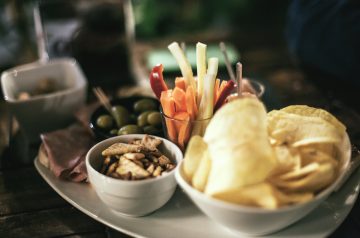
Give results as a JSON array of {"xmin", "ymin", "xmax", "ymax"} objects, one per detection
[
  {"xmin": 143, "ymin": 125, "xmax": 162, "ymax": 135},
  {"xmin": 147, "ymin": 111, "xmax": 162, "ymax": 127},
  {"xmin": 118, "ymin": 124, "xmax": 143, "ymax": 135},
  {"xmin": 109, "ymin": 129, "xmax": 118, "ymax": 135},
  {"xmin": 111, "ymin": 105, "xmax": 130, "ymax": 128},
  {"xmin": 133, "ymin": 99, "xmax": 157, "ymax": 113},
  {"xmin": 96, "ymin": 115, "xmax": 113, "ymax": 129},
  {"xmin": 137, "ymin": 111, "xmax": 153, "ymax": 127},
  {"xmin": 129, "ymin": 114, "xmax": 137, "ymax": 124}
]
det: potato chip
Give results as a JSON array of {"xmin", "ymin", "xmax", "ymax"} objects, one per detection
[
  {"xmin": 299, "ymin": 142, "xmax": 336, "ymax": 157},
  {"xmin": 212, "ymin": 182, "xmax": 281, "ymax": 209},
  {"xmin": 292, "ymin": 138, "xmax": 339, "ymax": 147},
  {"xmin": 182, "ymin": 100, "xmax": 349, "ymax": 209},
  {"xmin": 213, "ymin": 182, "xmax": 313, "ymax": 209},
  {"xmin": 270, "ymin": 145, "xmax": 301, "ymax": 176},
  {"xmin": 204, "ymin": 98, "xmax": 277, "ymax": 196},
  {"xmin": 267, "ymin": 110, "xmax": 342, "ymax": 146},
  {"xmin": 192, "ymin": 149, "xmax": 211, "ymax": 192},
  {"xmin": 280, "ymin": 105, "xmax": 346, "ymax": 135},
  {"xmin": 273, "ymin": 162, "xmax": 320, "ymax": 181},
  {"xmin": 183, "ymin": 135, "xmax": 208, "ymax": 182},
  {"xmin": 299, "ymin": 144, "xmax": 339, "ymax": 168},
  {"xmin": 276, "ymin": 190, "xmax": 314, "ymax": 206},
  {"xmin": 270, "ymin": 162, "xmax": 336, "ymax": 192}
]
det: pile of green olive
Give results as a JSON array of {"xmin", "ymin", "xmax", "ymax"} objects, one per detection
[{"xmin": 95, "ymin": 98, "xmax": 163, "ymax": 136}]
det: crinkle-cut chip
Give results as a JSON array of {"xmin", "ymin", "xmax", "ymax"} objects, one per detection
[
  {"xmin": 212, "ymin": 182, "xmax": 313, "ymax": 209},
  {"xmin": 280, "ymin": 105, "xmax": 346, "ymax": 135},
  {"xmin": 270, "ymin": 162, "xmax": 336, "ymax": 193},
  {"xmin": 204, "ymin": 98, "xmax": 277, "ymax": 196},
  {"xmin": 183, "ymin": 135, "xmax": 208, "ymax": 182},
  {"xmin": 192, "ymin": 149, "xmax": 211, "ymax": 192},
  {"xmin": 270, "ymin": 145, "xmax": 301, "ymax": 176},
  {"xmin": 116, "ymin": 156, "xmax": 150, "ymax": 179},
  {"xmin": 267, "ymin": 110, "xmax": 342, "ymax": 147}
]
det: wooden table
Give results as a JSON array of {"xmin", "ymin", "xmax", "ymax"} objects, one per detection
[{"xmin": 1, "ymin": 34, "xmax": 360, "ymax": 237}]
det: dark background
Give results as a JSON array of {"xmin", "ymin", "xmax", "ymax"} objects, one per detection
[{"xmin": 1, "ymin": 1, "xmax": 360, "ymax": 237}]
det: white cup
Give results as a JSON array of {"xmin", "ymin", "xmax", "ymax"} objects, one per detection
[{"xmin": 1, "ymin": 58, "xmax": 87, "ymax": 142}]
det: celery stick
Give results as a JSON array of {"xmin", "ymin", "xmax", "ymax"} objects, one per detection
[
  {"xmin": 168, "ymin": 42, "xmax": 196, "ymax": 91},
  {"xmin": 198, "ymin": 73, "xmax": 216, "ymax": 119},
  {"xmin": 207, "ymin": 57, "xmax": 219, "ymax": 76},
  {"xmin": 191, "ymin": 117, "xmax": 210, "ymax": 137},
  {"xmin": 196, "ymin": 42, "xmax": 207, "ymax": 106},
  {"xmin": 197, "ymin": 57, "xmax": 218, "ymax": 119},
  {"xmin": 191, "ymin": 73, "xmax": 215, "ymax": 136}
]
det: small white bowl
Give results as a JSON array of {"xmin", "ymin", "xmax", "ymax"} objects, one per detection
[
  {"xmin": 1, "ymin": 58, "xmax": 87, "ymax": 142},
  {"xmin": 86, "ymin": 134, "xmax": 183, "ymax": 217},
  {"xmin": 175, "ymin": 134, "xmax": 351, "ymax": 236}
]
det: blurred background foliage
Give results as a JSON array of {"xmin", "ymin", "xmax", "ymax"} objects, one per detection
[
  {"xmin": 0, "ymin": 0, "xmax": 289, "ymax": 63},
  {"xmin": 0, "ymin": 0, "xmax": 290, "ymax": 85},
  {"xmin": 133, "ymin": 0, "xmax": 289, "ymax": 39}
]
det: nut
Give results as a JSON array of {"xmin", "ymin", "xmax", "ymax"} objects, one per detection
[
  {"xmin": 147, "ymin": 163, "xmax": 155, "ymax": 174},
  {"xmin": 153, "ymin": 166, "xmax": 162, "ymax": 177},
  {"xmin": 100, "ymin": 135, "xmax": 176, "ymax": 180},
  {"xmin": 123, "ymin": 153, "xmax": 145, "ymax": 160},
  {"xmin": 158, "ymin": 155, "xmax": 171, "ymax": 166},
  {"xmin": 106, "ymin": 161, "xmax": 118, "ymax": 176}
]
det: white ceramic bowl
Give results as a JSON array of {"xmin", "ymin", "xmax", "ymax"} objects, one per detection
[
  {"xmin": 1, "ymin": 58, "xmax": 87, "ymax": 142},
  {"xmin": 175, "ymin": 134, "xmax": 351, "ymax": 236},
  {"xmin": 86, "ymin": 134, "xmax": 183, "ymax": 217}
]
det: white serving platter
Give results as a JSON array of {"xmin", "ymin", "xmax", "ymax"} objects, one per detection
[{"xmin": 34, "ymin": 157, "xmax": 360, "ymax": 238}]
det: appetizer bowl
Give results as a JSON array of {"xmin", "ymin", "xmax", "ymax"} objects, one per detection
[
  {"xmin": 86, "ymin": 134, "xmax": 183, "ymax": 217},
  {"xmin": 1, "ymin": 58, "xmax": 87, "ymax": 142},
  {"xmin": 89, "ymin": 96, "xmax": 162, "ymax": 141},
  {"xmin": 175, "ymin": 134, "xmax": 351, "ymax": 236}
]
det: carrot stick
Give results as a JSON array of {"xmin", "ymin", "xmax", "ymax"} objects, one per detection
[
  {"xmin": 214, "ymin": 78, "xmax": 220, "ymax": 104},
  {"xmin": 160, "ymin": 90, "xmax": 177, "ymax": 142},
  {"xmin": 173, "ymin": 111, "xmax": 190, "ymax": 121},
  {"xmin": 175, "ymin": 77, "xmax": 186, "ymax": 91},
  {"xmin": 174, "ymin": 112, "xmax": 191, "ymax": 150},
  {"xmin": 218, "ymin": 80, "xmax": 228, "ymax": 97},
  {"xmin": 178, "ymin": 118, "xmax": 191, "ymax": 151},
  {"xmin": 160, "ymin": 90, "xmax": 175, "ymax": 116},
  {"xmin": 185, "ymin": 86, "xmax": 198, "ymax": 120},
  {"xmin": 214, "ymin": 80, "xmax": 236, "ymax": 112},
  {"xmin": 172, "ymin": 87, "xmax": 187, "ymax": 112}
]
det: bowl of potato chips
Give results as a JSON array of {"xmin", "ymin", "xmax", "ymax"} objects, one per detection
[{"xmin": 175, "ymin": 98, "xmax": 351, "ymax": 236}]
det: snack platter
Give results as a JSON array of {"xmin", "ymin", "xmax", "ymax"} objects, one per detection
[{"xmin": 34, "ymin": 156, "xmax": 360, "ymax": 238}]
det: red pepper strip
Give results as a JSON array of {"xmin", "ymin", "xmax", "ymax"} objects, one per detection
[
  {"xmin": 213, "ymin": 80, "xmax": 235, "ymax": 112},
  {"xmin": 149, "ymin": 64, "xmax": 168, "ymax": 99}
]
